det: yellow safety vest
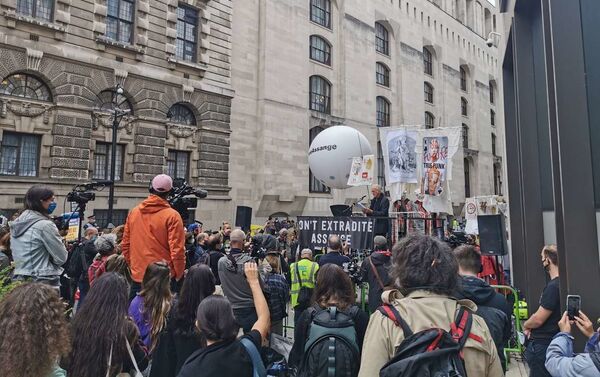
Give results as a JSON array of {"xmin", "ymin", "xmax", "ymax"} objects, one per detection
[{"xmin": 290, "ymin": 258, "xmax": 319, "ymax": 308}]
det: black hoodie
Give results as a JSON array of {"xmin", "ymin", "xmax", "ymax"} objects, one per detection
[{"xmin": 359, "ymin": 251, "xmax": 392, "ymax": 312}]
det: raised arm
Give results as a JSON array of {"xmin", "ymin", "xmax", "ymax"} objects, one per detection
[{"xmin": 245, "ymin": 261, "xmax": 270, "ymax": 341}]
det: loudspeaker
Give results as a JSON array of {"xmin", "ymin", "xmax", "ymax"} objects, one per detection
[
  {"xmin": 478, "ymin": 215, "xmax": 508, "ymax": 256},
  {"xmin": 330, "ymin": 205, "xmax": 352, "ymax": 217},
  {"xmin": 235, "ymin": 206, "xmax": 252, "ymax": 232}
]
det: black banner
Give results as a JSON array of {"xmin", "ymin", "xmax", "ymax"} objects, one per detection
[{"xmin": 297, "ymin": 216, "xmax": 375, "ymax": 250}]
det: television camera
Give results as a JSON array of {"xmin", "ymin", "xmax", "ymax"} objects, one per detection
[{"xmin": 167, "ymin": 178, "xmax": 208, "ymax": 223}]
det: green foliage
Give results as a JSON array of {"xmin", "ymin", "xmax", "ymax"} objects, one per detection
[{"xmin": 0, "ymin": 266, "xmax": 21, "ymax": 301}]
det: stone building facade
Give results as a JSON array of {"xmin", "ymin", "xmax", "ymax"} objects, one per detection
[
  {"xmin": 229, "ymin": 0, "xmax": 505, "ymax": 221},
  {"xmin": 0, "ymin": 0, "xmax": 233, "ymax": 228}
]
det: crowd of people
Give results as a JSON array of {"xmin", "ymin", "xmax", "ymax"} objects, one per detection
[{"xmin": 0, "ymin": 176, "xmax": 598, "ymax": 377}]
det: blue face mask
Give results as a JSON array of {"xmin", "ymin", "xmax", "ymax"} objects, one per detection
[{"xmin": 47, "ymin": 202, "xmax": 57, "ymax": 215}]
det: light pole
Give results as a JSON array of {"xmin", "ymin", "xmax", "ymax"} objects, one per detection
[{"xmin": 107, "ymin": 85, "xmax": 126, "ymax": 227}]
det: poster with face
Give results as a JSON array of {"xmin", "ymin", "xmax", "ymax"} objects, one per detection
[
  {"xmin": 386, "ymin": 130, "xmax": 418, "ymax": 183},
  {"xmin": 347, "ymin": 155, "xmax": 375, "ymax": 186},
  {"xmin": 421, "ymin": 136, "xmax": 449, "ymax": 196}
]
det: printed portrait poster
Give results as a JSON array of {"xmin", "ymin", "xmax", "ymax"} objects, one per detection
[
  {"xmin": 386, "ymin": 129, "xmax": 418, "ymax": 183},
  {"xmin": 421, "ymin": 136, "xmax": 449, "ymax": 197},
  {"xmin": 347, "ymin": 155, "xmax": 375, "ymax": 186}
]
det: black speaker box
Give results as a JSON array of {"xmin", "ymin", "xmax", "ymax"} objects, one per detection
[
  {"xmin": 478, "ymin": 215, "xmax": 508, "ymax": 256},
  {"xmin": 235, "ymin": 206, "xmax": 252, "ymax": 232}
]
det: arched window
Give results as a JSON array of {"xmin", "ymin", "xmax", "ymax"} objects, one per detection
[
  {"xmin": 464, "ymin": 158, "xmax": 471, "ymax": 197},
  {"xmin": 376, "ymin": 96, "xmax": 390, "ymax": 127},
  {"xmin": 424, "ymin": 111, "xmax": 435, "ymax": 129},
  {"xmin": 96, "ymin": 89, "xmax": 134, "ymax": 114},
  {"xmin": 309, "ymin": 76, "xmax": 331, "ymax": 114},
  {"xmin": 462, "ymin": 124, "xmax": 469, "ymax": 148},
  {"xmin": 461, "ymin": 97, "xmax": 468, "ymax": 116},
  {"xmin": 376, "ymin": 62, "xmax": 390, "ymax": 87},
  {"xmin": 309, "ymin": 126, "xmax": 330, "ymax": 193},
  {"xmin": 0, "ymin": 73, "xmax": 52, "ymax": 101},
  {"xmin": 424, "ymin": 82, "xmax": 434, "ymax": 103},
  {"xmin": 168, "ymin": 103, "xmax": 196, "ymax": 125},
  {"xmin": 310, "ymin": 0, "xmax": 331, "ymax": 28},
  {"xmin": 460, "ymin": 66, "xmax": 468, "ymax": 91},
  {"xmin": 310, "ymin": 35, "xmax": 331, "ymax": 65},
  {"xmin": 423, "ymin": 47, "xmax": 433, "ymax": 75},
  {"xmin": 375, "ymin": 22, "xmax": 389, "ymax": 56}
]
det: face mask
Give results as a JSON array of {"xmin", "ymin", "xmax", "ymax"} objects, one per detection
[{"xmin": 47, "ymin": 202, "xmax": 57, "ymax": 215}]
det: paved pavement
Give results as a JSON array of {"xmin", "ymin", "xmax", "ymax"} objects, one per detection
[{"xmin": 506, "ymin": 356, "xmax": 529, "ymax": 377}]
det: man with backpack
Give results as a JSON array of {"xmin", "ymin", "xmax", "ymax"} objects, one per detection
[
  {"xmin": 358, "ymin": 235, "xmax": 503, "ymax": 377},
  {"xmin": 290, "ymin": 248, "xmax": 319, "ymax": 326},
  {"xmin": 359, "ymin": 235, "xmax": 392, "ymax": 312}
]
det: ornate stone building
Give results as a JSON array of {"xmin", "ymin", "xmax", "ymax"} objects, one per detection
[
  {"xmin": 229, "ymin": 0, "xmax": 505, "ymax": 220},
  {"xmin": 0, "ymin": 0, "xmax": 233, "ymax": 227}
]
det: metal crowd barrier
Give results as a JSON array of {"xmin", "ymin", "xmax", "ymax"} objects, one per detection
[{"xmin": 491, "ymin": 284, "xmax": 525, "ymax": 369}]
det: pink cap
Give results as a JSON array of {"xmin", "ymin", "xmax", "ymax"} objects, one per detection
[{"xmin": 151, "ymin": 174, "xmax": 173, "ymax": 192}]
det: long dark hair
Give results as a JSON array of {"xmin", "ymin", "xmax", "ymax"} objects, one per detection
[
  {"xmin": 139, "ymin": 262, "xmax": 172, "ymax": 352},
  {"xmin": 68, "ymin": 273, "xmax": 131, "ymax": 377},
  {"xmin": 196, "ymin": 295, "xmax": 239, "ymax": 343},
  {"xmin": 0, "ymin": 283, "xmax": 70, "ymax": 377},
  {"xmin": 173, "ymin": 264, "xmax": 215, "ymax": 338},
  {"xmin": 24, "ymin": 185, "xmax": 53, "ymax": 216},
  {"xmin": 312, "ymin": 264, "xmax": 355, "ymax": 311}
]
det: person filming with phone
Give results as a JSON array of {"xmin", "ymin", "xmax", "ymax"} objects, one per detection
[{"xmin": 544, "ymin": 304, "xmax": 600, "ymax": 377}]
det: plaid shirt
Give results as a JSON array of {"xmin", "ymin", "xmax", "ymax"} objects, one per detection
[{"xmin": 264, "ymin": 273, "xmax": 289, "ymax": 321}]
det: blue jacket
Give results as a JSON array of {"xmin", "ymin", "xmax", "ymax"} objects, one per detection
[
  {"xmin": 10, "ymin": 210, "xmax": 68, "ymax": 277},
  {"xmin": 545, "ymin": 332, "xmax": 600, "ymax": 377}
]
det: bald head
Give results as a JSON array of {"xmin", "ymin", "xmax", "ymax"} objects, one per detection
[
  {"xmin": 328, "ymin": 235, "xmax": 342, "ymax": 252},
  {"xmin": 230, "ymin": 228, "xmax": 246, "ymax": 248},
  {"xmin": 85, "ymin": 227, "xmax": 98, "ymax": 240}
]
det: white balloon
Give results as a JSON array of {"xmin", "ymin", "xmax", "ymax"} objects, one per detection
[{"xmin": 308, "ymin": 126, "xmax": 373, "ymax": 189}]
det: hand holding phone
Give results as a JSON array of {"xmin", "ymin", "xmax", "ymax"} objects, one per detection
[{"xmin": 567, "ymin": 295, "xmax": 581, "ymax": 321}]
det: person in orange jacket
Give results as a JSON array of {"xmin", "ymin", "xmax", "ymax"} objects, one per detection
[{"xmin": 122, "ymin": 174, "xmax": 186, "ymax": 299}]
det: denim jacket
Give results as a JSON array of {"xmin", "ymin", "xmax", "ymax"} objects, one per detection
[
  {"xmin": 10, "ymin": 210, "xmax": 68, "ymax": 277},
  {"xmin": 545, "ymin": 332, "xmax": 600, "ymax": 377}
]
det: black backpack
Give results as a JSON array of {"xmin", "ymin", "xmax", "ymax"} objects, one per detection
[
  {"xmin": 299, "ymin": 306, "xmax": 360, "ymax": 377},
  {"xmin": 377, "ymin": 304, "xmax": 475, "ymax": 377}
]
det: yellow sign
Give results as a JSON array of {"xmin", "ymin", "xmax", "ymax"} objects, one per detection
[
  {"xmin": 250, "ymin": 224, "xmax": 263, "ymax": 236},
  {"xmin": 65, "ymin": 218, "xmax": 80, "ymax": 242}
]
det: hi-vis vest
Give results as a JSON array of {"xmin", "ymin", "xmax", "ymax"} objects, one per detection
[{"xmin": 290, "ymin": 258, "xmax": 319, "ymax": 308}]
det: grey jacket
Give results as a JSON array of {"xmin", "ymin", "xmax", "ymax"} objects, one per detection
[
  {"xmin": 545, "ymin": 332, "xmax": 600, "ymax": 377},
  {"xmin": 217, "ymin": 250, "xmax": 263, "ymax": 310},
  {"xmin": 10, "ymin": 210, "xmax": 68, "ymax": 277}
]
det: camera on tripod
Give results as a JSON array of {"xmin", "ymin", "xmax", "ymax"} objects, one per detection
[
  {"xmin": 167, "ymin": 178, "xmax": 208, "ymax": 223},
  {"xmin": 66, "ymin": 180, "xmax": 113, "ymax": 205}
]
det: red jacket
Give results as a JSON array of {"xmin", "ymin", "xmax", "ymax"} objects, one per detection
[{"xmin": 121, "ymin": 195, "xmax": 185, "ymax": 283}]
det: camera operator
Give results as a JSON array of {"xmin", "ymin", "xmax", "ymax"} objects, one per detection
[
  {"xmin": 359, "ymin": 235, "xmax": 392, "ymax": 312},
  {"xmin": 122, "ymin": 174, "xmax": 186, "ymax": 298},
  {"xmin": 9, "ymin": 186, "xmax": 68, "ymax": 289}
]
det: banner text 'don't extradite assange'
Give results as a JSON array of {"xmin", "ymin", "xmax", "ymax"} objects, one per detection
[{"xmin": 298, "ymin": 219, "xmax": 373, "ymax": 232}]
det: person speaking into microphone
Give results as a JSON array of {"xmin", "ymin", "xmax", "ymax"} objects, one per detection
[{"xmin": 361, "ymin": 184, "xmax": 390, "ymax": 237}]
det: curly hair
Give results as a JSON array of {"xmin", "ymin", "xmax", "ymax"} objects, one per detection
[
  {"xmin": 0, "ymin": 283, "xmax": 71, "ymax": 377},
  {"xmin": 391, "ymin": 234, "xmax": 458, "ymax": 296}
]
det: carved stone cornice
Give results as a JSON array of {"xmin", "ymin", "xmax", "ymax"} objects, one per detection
[
  {"xmin": 91, "ymin": 111, "xmax": 135, "ymax": 134},
  {"xmin": 0, "ymin": 97, "xmax": 54, "ymax": 124},
  {"xmin": 166, "ymin": 122, "xmax": 198, "ymax": 143}
]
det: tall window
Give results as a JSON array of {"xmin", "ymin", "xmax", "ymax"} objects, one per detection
[
  {"xmin": 309, "ymin": 76, "xmax": 331, "ymax": 114},
  {"xmin": 310, "ymin": 0, "xmax": 331, "ymax": 28},
  {"xmin": 0, "ymin": 73, "xmax": 52, "ymax": 101},
  {"xmin": 167, "ymin": 150, "xmax": 190, "ymax": 180},
  {"xmin": 375, "ymin": 22, "xmax": 389, "ymax": 55},
  {"xmin": 310, "ymin": 35, "xmax": 331, "ymax": 65},
  {"xmin": 462, "ymin": 124, "xmax": 469, "ymax": 148},
  {"xmin": 494, "ymin": 164, "xmax": 502, "ymax": 195},
  {"xmin": 377, "ymin": 141, "xmax": 386, "ymax": 188},
  {"xmin": 176, "ymin": 4, "xmax": 198, "ymax": 62},
  {"xmin": 489, "ymin": 82, "xmax": 495, "ymax": 103},
  {"xmin": 461, "ymin": 97, "xmax": 468, "ymax": 116},
  {"xmin": 423, "ymin": 47, "xmax": 433, "ymax": 75},
  {"xmin": 309, "ymin": 127, "xmax": 330, "ymax": 193},
  {"xmin": 106, "ymin": 0, "xmax": 135, "ymax": 44},
  {"xmin": 93, "ymin": 142, "xmax": 124, "ymax": 181},
  {"xmin": 460, "ymin": 66, "xmax": 468, "ymax": 91},
  {"xmin": 16, "ymin": 0, "xmax": 53, "ymax": 21},
  {"xmin": 0, "ymin": 132, "xmax": 40, "ymax": 177},
  {"xmin": 168, "ymin": 103, "xmax": 196, "ymax": 125},
  {"xmin": 376, "ymin": 62, "xmax": 390, "ymax": 87},
  {"xmin": 424, "ymin": 112, "xmax": 435, "ymax": 129},
  {"xmin": 491, "ymin": 109, "xmax": 496, "ymax": 126},
  {"xmin": 464, "ymin": 158, "xmax": 471, "ymax": 198},
  {"xmin": 492, "ymin": 133, "xmax": 497, "ymax": 156},
  {"xmin": 424, "ymin": 82, "xmax": 434, "ymax": 103},
  {"xmin": 376, "ymin": 96, "xmax": 390, "ymax": 127},
  {"xmin": 94, "ymin": 209, "xmax": 129, "ymax": 228}
]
